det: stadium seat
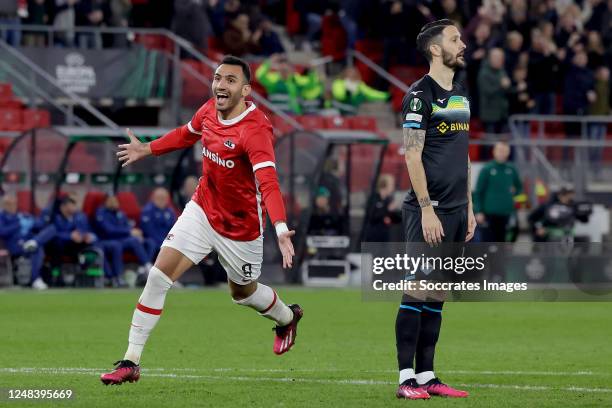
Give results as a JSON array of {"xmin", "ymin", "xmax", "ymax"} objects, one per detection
[
  {"xmin": 321, "ymin": 14, "xmax": 347, "ymax": 61},
  {"xmin": 0, "ymin": 83, "xmax": 12, "ymax": 102},
  {"xmin": 22, "ymin": 109, "xmax": 51, "ymax": 130},
  {"xmin": 82, "ymin": 191, "xmax": 108, "ymax": 219},
  {"xmin": 0, "ymin": 109, "xmax": 23, "ymax": 131},
  {"xmin": 16, "ymin": 190, "xmax": 39, "ymax": 215},
  {"xmin": 296, "ymin": 115, "xmax": 326, "ymax": 130},
  {"xmin": 271, "ymin": 114, "xmax": 295, "ymax": 137},
  {"xmin": 348, "ymin": 116, "xmax": 377, "ymax": 131},
  {"xmin": 116, "ymin": 191, "xmax": 141, "ymax": 223},
  {"xmin": 134, "ymin": 34, "xmax": 172, "ymax": 53},
  {"xmin": 285, "ymin": 0, "xmax": 301, "ymax": 35},
  {"xmin": 324, "ymin": 116, "xmax": 351, "ymax": 130},
  {"xmin": 354, "ymin": 40, "xmax": 384, "ymax": 85}
]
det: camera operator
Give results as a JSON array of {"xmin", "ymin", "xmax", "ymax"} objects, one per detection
[{"xmin": 528, "ymin": 185, "xmax": 592, "ymax": 242}]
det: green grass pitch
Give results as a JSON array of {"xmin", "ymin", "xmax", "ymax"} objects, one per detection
[{"xmin": 1, "ymin": 288, "xmax": 611, "ymax": 407}]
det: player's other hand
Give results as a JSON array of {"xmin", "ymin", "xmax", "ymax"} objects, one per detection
[
  {"xmin": 421, "ymin": 207, "xmax": 444, "ymax": 246},
  {"xmin": 117, "ymin": 128, "xmax": 152, "ymax": 167},
  {"xmin": 278, "ymin": 230, "xmax": 296, "ymax": 269},
  {"xmin": 466, "ymin": 209, "xmax": 477, "ymax": 242}
]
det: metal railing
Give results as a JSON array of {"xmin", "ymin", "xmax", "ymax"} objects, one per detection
[
  {"xmin": 0, "ymin": 24, "xmax": 302, "ymax": 131},
  {"xmin": 509, "ymin": 114, "xmax": 612, "ymax": 202}
]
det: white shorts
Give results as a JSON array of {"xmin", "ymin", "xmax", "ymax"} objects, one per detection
[{"xmin": 161, "ymin": 201, "xmax": 263, "ymax": 284}]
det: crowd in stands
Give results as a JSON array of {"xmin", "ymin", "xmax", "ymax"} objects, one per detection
[
  {"xmin": 0, "ymin": 187, "xmax": 176, "ymax": 289},
  {"xmin": 2, "ymin": 1, "xmax": 609, "ymax": 123}
]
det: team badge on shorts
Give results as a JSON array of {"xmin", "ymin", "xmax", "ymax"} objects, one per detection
[
  {"xmin": 242, "ymin": 263, "xmax": 253, "ymax": 278},
  {"xmin": 165, "ymin": 233, "xmax": 174, "ymax": 241}
]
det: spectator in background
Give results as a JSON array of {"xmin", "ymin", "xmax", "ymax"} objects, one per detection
[
  {"xmin": 331, "ymin": 66, "xmax": 389, "ymax": 116},
  {"xmin": 474, "ymin": 141, "xmax": 524, "ymax": 242},
  {"xmin": 504, "ymin": 31, "xmax": 524, "ymax": 74},
  {"xmin": 465, "ymin": 22, "xmax": 494, "ymax": 115},
  {"xmin": 24, "ymin": 0, "xmax": 50, "ymax": 46},
  {"xmin": 140, "ymin": 187, "xmax": 176, "ymax": 252},
  {"xmin": 256, "ymin": 17, "xmax": 284, "ymax": 56},
  {"xmin": 381, "ymin": 1, "xmax": 423, "ymax": 70},
  {"xmin": 107, "ymin": 0, "xmax": 130, "ymax": 46},
  {"xmin": 586, "ymin": 31, "xmax": 605, "ymax": 69},
  {"xmin": 52, "ymin": 0, "xmax": 78, "ymax": 47},
  {"xmin": 509, "ymin": 66, "xmax": 535, "ymax": 142},
  {"xmin": 74, "ymin": 0, "xmax": 111, "ymax": 49},
  {"xmin": 364, "ymin": 174, "xmax": 400, "ymax": 242},
  {"xmin": 94, "ymin": 194, "xmax": 154, "ymax": 278},
  {"xmin": 0, "ymin": 0, "xmax": 24, "ymax": 46},
  {"xmin": 49, "ymin": 194, "xmax": 122, "ymax": 285},
  {"xmin": 308, "ymin": 187, "xmax": 343, "ymax": 236},
  {"xmin": 222, "ymin": 12, "xmax": 260, "ymax": 56},
  {"xmin": 179, "ymin": 175, "xmax": 199, "ymax": 208},
  {"xmin": 0, "ymin": 195, "xmax": 56, "ymax": 289},
  {"xmin": 528, "ymin": 28, "xmax": 561, "ymax": 114},
  {"xmin": 172, "ymin": 0, "xmax": 211, "ymax": 54},
  {"xmin": 563, "ymin": 49, "xmax": 596, "ymax": 159},
  {"xmin": 478, "ymin": 48, "xmax": 511, "ymax": 135},
  {"xmin": 255, "ymin": 53, "xmax": 323, "ymax": 114},
  {"xmin": 588, "ymin": 66, "xmax": 610, "ymax": 173},
  {"xmin": 505, "ymin": 0, "xmax": 531, "ymax": 42},
  {"xmin": 434, "ymin": 0, "xmax": 466, "ymax": 27}
]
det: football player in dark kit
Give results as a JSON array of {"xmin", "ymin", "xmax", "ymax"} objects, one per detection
[{"xmin": 395, "ymin": 19, "xmax": 476, "ymax": 400}]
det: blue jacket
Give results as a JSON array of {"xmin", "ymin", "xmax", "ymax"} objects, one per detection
[
  {"xmin": 0, "ymin": 210, "xmax": 23, "ymax": 253},
  {"xmin": 53, "ymin": 211, "xmax": 95, "ymax": 244},
  {"xmin": 140, "ymin": 203, "xmax": 176, "ymax": 244},
  {"xmin": 94, "ymin": 207, "xmax": 132, "ymax": 240}
]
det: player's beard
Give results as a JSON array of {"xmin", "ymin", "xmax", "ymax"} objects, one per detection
[{"xmin": 442, "ymin": 48, "xmax": 466, "ymax": 71}]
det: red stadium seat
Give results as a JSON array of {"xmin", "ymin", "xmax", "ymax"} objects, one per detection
[
  {"xmin": 0, "ymin": 83, "xmax": 12, "ymax": 102},
  {"xmin": 354, "ymin": 40, "xmax": 384, "ymax": 85},
  {"xmin": 321, "ymin": 14, "xmax": 347, "ymax": 61},
  {"xmin": 82, "ymin": 191, "xmax": 107, "ymax": 219},
  {"xmin": 22, "ymin": 109, "xmax": 51, "ymax": 130},
  {"xmin": 285, "ymin": 0, "xmax": 301, "ymax": 35},
  {"xmin": 272, "ymin": 114, "xmax": 296, "ymax": 137},
  {"xmin": 0, "ymin": 109, "xmax": 23, "ymax": 131},
  {"xmin": 348, "ymin": 116, "xmax": 377, "ymax": 131},
  {"xmin": 323, "ymin": 116, "xmax": 351, "ymax": 130},
  {"xmin": 116, "ymin": 191, "xmax": 141, "ymax": 223},
  {"xmin": 134, "ymin": 34, "xmax": 172, "ymax": 53},
  {"xmin": 16, "ymin": 190, "xmax": 39, "ymax": 215},
  {"xmin": 296, "ymin": 115, "xmax": 326, "ymax": 130}
]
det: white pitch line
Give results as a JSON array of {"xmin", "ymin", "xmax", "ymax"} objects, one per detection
[
  {"xmin": 1, "ymin": 368, "xmax": 612, "ymax": 394},
  {"xmin": 0, "ymin": 367, "xmax": 607, "ymax": 377}
]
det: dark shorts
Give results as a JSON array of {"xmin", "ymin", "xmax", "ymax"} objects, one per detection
[
  {"xmin": 401, "ymin": 206, "xmax": 468, "ymax": 301},
  {"xmin": 403, "ymin": 206, "xmax": 468, "ymax": 243}
]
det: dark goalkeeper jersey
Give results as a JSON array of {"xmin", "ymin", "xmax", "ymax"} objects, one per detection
[{"xmin": 401, "ymin": 74, "xmax": 470, "ymax": 213}]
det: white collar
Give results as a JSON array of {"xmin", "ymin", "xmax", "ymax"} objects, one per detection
[{"xmin": 217, "ymin": 102, "xmax": 257, "ymax": 126}]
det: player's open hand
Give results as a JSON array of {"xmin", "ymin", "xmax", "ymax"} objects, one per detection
[
  {"xmin": 117, "ymin": 128, "xmax": 152, "ymax": 167},
  {"xmin": 466, "ymin": 209, "xmax": 477, "ymax": 242},
  {"xmin": 278, "ymin": 230, "xmax": 296, "ymax": 269},
  {"xmin": 421, "ymin": 207, "xmax": 444, "ymax": 246}
]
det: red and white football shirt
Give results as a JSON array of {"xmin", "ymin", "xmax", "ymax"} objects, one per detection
[{"xmin": 150, "ymin": 100, "xmax": 285, "ymax": 241}]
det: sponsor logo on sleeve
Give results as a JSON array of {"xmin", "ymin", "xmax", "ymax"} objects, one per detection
[{"xmin": 405, "ymin": 113, "xmax": 423, "ymax": 122}]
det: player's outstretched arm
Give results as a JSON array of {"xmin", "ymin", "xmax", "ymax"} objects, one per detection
[
  {"xmin": 404, "ymin": 127, "xmax": 444, "ymax": 246},
  {"xmin": 117, "ymin": 128, "xmax": 152, "ymax": 167}
]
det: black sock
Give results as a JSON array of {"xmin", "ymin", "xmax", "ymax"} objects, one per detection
[
  {"xmin": 415, "ymin": 302, "xmax": 443, "ymax": 375},
  {"xmin": 395, "ymin": 299, "xmax": 422, "ymax": 374}
]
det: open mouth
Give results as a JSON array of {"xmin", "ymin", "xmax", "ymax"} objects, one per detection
[{"xmin": 216, "ymin": 92, "xmax": 229, "ymax": 102}]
